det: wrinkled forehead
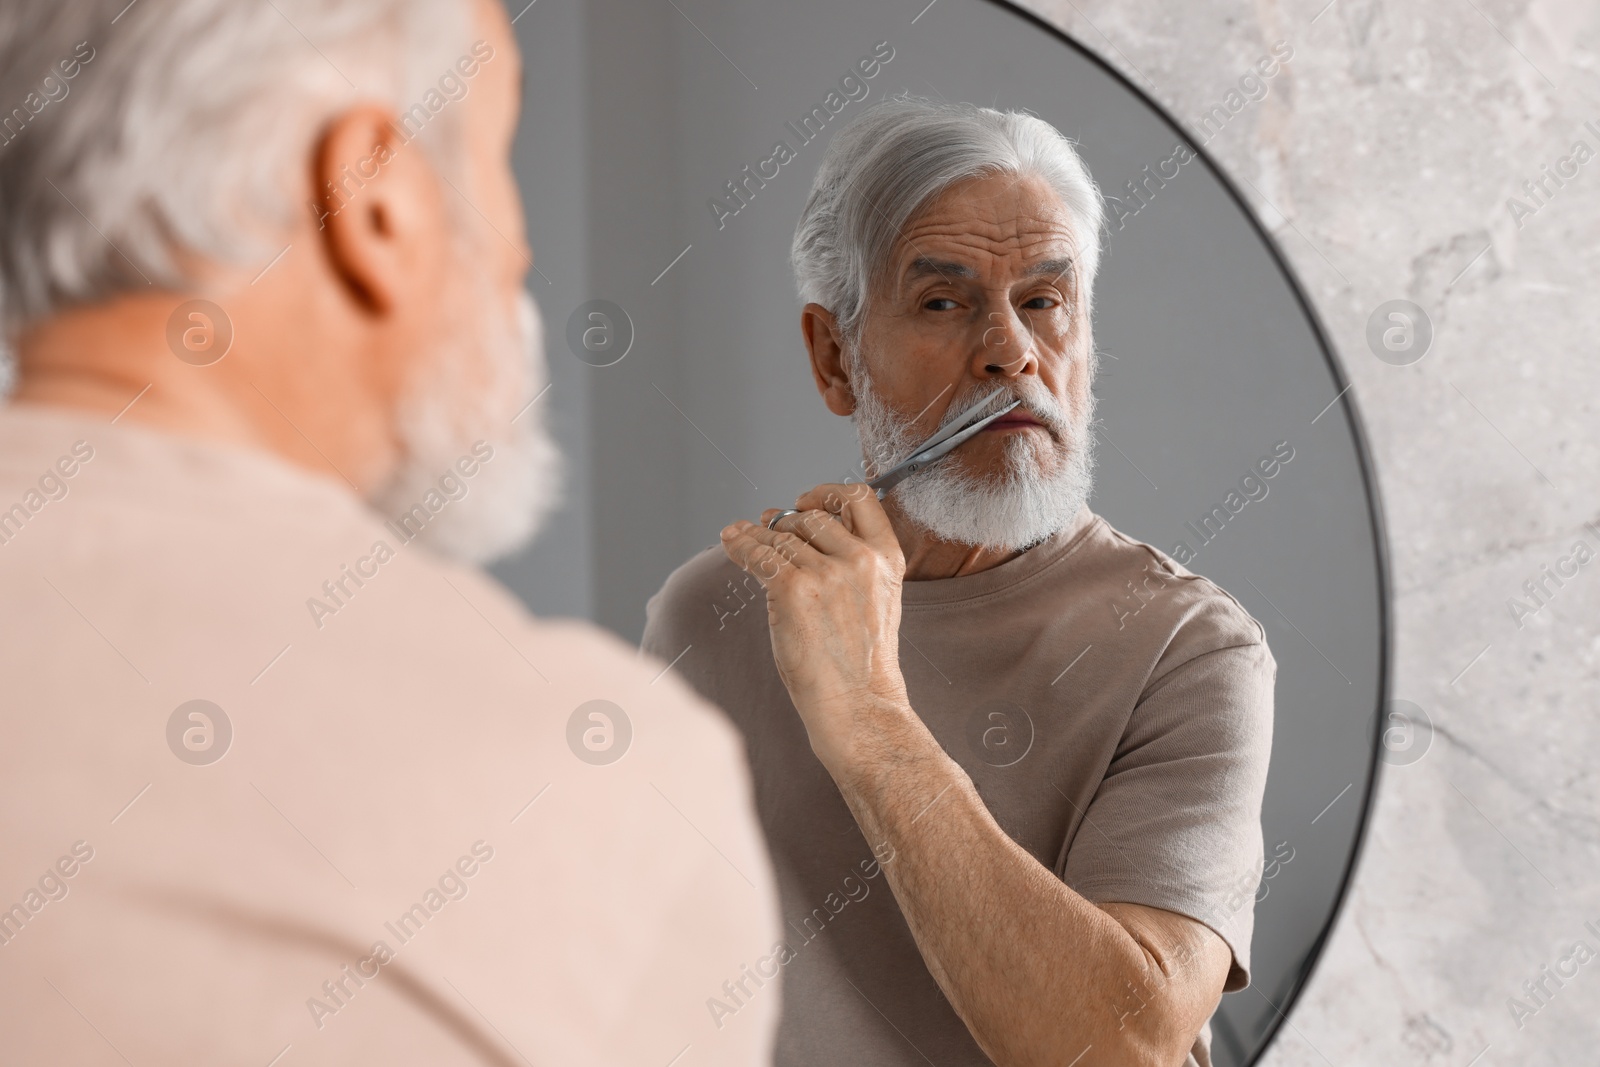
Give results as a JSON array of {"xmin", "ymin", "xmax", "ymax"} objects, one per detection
[{"xmin": 883, "ymin": 173, "xmax": 1085, "ymax": 292}]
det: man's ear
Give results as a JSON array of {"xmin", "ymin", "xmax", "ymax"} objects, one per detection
[
  {"xmin": 801, "ymin": 302, "xmax": 857, "ymax": 417},
  {"xmin": 313, "ymin": 105, "xmax": 442, "ymax": 315}
]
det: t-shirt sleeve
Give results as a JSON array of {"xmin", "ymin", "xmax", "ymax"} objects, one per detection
[
  {"xmin": 641, "ymin": 579, "xmax": 683, "ymax": 664},
  {"xmin": 1060, "ymin": 637, "xmax": 1276, "ymax": 991},
  {"xmin": 642, "ymin": 546, "xmax": 725, "ymax": 657}
]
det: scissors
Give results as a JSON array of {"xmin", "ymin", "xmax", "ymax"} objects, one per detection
[{"xmin": 767, "ymin": 390, "xmax": 1023, "ymax": 529}]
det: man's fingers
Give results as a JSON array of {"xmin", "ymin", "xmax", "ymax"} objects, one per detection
[
  {"xmin": 720, "ymin": 520, "xmax": 821, "ymax": 583},
  {"xmin": 766, "ymin": 508, "xmax": 860, "ymax": 556},
  {"xmin": 794, "ymin": 482, "xmax": 898, "ymax": 553}
]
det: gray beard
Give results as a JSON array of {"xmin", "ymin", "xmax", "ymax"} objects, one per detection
[
  {"xmin": 849, "ymin": 351, "xmax": 1097, "ymax": 553},
  {"xmin": 371, "ymin": 289, "xmax": 563, "ymax": 565}
]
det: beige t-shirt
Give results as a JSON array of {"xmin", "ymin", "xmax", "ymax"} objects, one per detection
[
  {"xmin": 642, "ymin": 504, "xmax": 1275, "ymax": 1066},
  {"xmin": 0, "ymin": 404, "xmax": 780, "ymax": 1065}
]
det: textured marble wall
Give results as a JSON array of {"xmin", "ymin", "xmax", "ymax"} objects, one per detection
[{"xmin": 1009, "ymin": 0, "xmax": 1600, "ymax": 1061}]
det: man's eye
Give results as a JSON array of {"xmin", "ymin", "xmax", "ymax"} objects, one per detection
[
  {"xmin": 1022, "ymin": 296, "xmax": 1058, "ymax": 310},
  {"xmin": 924, "ymin": 297, "xmax": 958, "ymax": 311}
]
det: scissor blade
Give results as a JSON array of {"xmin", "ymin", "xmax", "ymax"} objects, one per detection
[
  {"xmin": 908, "ymin": 389, "xmax": 1013, "ymax": 454},
  {"xmin": 910, "ymin": 398, "xmax": 1022, "ymax": 465},
  {"xmin": 868, "ymin": 395, "xmax": 1023, "ymax": 494}
]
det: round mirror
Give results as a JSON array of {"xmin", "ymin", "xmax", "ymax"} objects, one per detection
[{"xmin": 504, "ymin": 0, "xmax": 1389, "ymax": 1062}]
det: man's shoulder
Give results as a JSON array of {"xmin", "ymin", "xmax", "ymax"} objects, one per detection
[
  {"xmin": 646, "ymin": 543, "xmax": 761, "ymax": 637},
  {"xmin": 1082, "ymin": 513, "xmax": 1270, "ymax": 656},
  {"xmin": 656, "ymin": 543, "xmax": 747, "ymax": 601}
]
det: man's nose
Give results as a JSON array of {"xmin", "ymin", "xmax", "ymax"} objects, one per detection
[{"xmin": 973, "ymin": 307, "xmax": 1037, "ymax": 377}]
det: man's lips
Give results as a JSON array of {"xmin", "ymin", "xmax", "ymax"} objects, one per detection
[{"xmin": 982, "ymin": 410, "xmax": 1044, "ymax": 431}]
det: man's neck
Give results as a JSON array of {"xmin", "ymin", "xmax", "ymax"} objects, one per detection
[
  {"xmin": 10, "ymin": 294, "xmax": 392, "ymax": 494},
  {"xmin": 885, "ymin": 503, "xmax": 1026, "ymax": 580}
]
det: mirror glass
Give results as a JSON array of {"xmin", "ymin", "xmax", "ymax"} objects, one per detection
[{"xmin": 502, "ymin": 0, "xmax": 1389, "ymax": 1062}]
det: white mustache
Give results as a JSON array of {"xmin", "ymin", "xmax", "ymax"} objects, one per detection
[{"xmin": 938, "ymin": 381, "xmax": 1073, "ymax": 441}]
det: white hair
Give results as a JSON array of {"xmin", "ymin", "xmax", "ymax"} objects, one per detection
[
  {"xmin": 0, "ymin": 0, "xmax": 562, "ymax": 563},
  {"xmin": 0, "ymin": 0, "xmax": 475, "ymax": 337},
  {"xmin": 791, "ymin": 94, "xmax": 1106, "ymax": 344}
]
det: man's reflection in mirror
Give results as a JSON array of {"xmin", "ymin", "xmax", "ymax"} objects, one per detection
[{"xmin": 644, "ymin": 96, "xmax": 1276, "ymax": 1067}]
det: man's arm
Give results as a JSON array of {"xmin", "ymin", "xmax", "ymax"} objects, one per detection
[
  {"xmin": 826, "ymin": 689, "xmax": 1229, "ymax": 1066},
  {"xmin": 720, "ymin": 484, "xmax": 1232, "ymax": 1067}
]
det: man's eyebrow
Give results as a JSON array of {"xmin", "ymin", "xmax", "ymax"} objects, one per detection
[
  {"xmin": 1026, "ymin": 257, "xmax": 1075, "ymax": 283},
  {"xmin": 904, "ymin": 256, "xmax": 977, "ymax": 281},
  {"xmin": 902, "ymin": 255, "xmax": 1076, "ymax": 284}
]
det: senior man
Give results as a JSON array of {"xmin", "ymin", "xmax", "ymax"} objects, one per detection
[
  {"xmin": 642, "ymin": 98, "xmax": 1275, "ymax": 1067},
  {"xmin": 0, "ymin": 1, "xmax": 779, "ymax": 1064}
]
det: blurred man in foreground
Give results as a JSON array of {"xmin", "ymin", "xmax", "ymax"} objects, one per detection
[{"xmin": 0, "ymin": 1, "xmax": 779, "ymax": 1063}]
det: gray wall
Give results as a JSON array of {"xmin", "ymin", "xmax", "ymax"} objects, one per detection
[{"xmin": 490, "ymin": 0, "xmax": 594, "ymax": 618}]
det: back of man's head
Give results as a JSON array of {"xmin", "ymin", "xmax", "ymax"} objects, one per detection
[
  {"xmin": 0, "ymin": 0, "xmax": 468, "ymax": 334},
  {"xmin": 0, "ymin": 0, "xmax": 561, "ymax": 564}
]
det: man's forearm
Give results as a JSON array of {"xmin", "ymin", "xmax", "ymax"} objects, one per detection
[{"xmin": 828, "ymin": 691, "xmax": 1205, "ymax": 1067}]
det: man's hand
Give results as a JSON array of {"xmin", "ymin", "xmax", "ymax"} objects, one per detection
[{"xmin": 719, "ymin": 481, "xmax": 908, "ymax": 777}]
